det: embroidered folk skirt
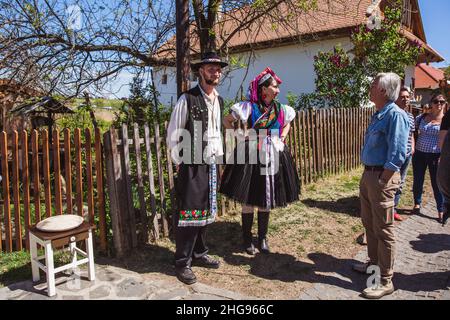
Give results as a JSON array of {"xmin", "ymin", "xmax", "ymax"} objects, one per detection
[
  {"xmin": 176, "ymin": 159, "xmax": 218, "ymax": 227},
  {"xmin": 219, "ymin": 139, "xmax": 300, "ymax": 209}
]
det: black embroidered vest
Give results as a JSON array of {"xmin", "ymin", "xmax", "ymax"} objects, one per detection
[{"xmin": 184, "ymin": 85, "xmax": 224, "ymax": 164}]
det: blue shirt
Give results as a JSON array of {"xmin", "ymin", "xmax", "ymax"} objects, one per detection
[{"xmin": 361, "ymin": 102, "xmax": 410, "ymax": 172}]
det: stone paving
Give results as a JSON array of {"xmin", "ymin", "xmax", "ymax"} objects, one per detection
[
  {"xmin": 0, "ymin": 264, "xmax": 253, "ymax": 300},
  {"xmin": 299, "ymin": 201, "xmax": 450, "ymax": 300},
  {"xmin": 1, "ymin": 201, "xmax": 449, "ymax": 300}
]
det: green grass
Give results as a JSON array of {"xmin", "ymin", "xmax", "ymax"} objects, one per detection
[
  {"xmin": 0, "ymin": 251, "xmax": 31, "ymax": 287},
  {"xmin": 0, "ymin": 249, "xmax": 74, "ymax": 288},
  {"xmin": 342, "ymin": 175, "xmax": 361, "ymax": 191}
]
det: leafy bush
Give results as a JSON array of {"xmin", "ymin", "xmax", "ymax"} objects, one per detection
[{"xmin": 294, "ymin": 0, "xmax": 422, "ymax": 110}]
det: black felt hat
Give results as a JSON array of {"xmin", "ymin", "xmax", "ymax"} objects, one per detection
[{"xmin": 191, "ymin": 52, "xmax": 228, "ymax": 71}]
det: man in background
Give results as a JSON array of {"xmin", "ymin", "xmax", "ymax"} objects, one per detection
[{"xmin": 393, "ymin": 87, "xmax": 415, "ymax": 221}]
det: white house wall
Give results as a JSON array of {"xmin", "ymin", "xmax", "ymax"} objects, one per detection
[
  {"xmin": 154, "ymin": 37, "xmax": 353, "ymax": 106},
  {"xmin": 221, "ymin": 37, "xmax": 355, "ymax": 104},
  {"xmin": 153, "ymin": 66, "xmax": 178, "ymax": 107},
  {"xmin": 154, "ymin": 37, "xmax": 416, "ymax": 106},
  {"xmin": 404, "ymin": 65, "xmax": 415, "ymax": 90}
]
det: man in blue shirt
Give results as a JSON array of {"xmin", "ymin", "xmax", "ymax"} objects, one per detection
[{"xmin": 354, "ymin": 72, "xmax": 409, "ymax": 299}]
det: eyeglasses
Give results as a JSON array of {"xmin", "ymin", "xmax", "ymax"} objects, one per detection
[{"xmin": 432, "ymin": 99, "xmax": 447, "ymax": 105}]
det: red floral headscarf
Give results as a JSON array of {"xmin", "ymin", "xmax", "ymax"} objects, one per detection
[{"xmin": 247, "ymin": 67, "xmax": 283, "ymax": 103}]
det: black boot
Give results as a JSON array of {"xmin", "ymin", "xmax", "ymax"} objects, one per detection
[
  {"xmin": 258, "ymin": 210, "xmax": 270, "ymax": 254},
  {"xmin": 442, "ymin": 204, "xmax": 449, "ymax": 226},
  {"xmin": 242, "ymin": 213, "xmax": 256, "ymax": 255}
]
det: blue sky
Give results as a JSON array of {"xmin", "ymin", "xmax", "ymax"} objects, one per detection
[
  {"xmin": 418, "ymin": 0, "xmax": 449, "ymax": 68},
  {"xmin": 106, "ymin": 1, "xmax": 449, "ymax": 99}
]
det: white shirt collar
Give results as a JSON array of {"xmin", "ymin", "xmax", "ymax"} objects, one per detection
[{"xmin": 198, "ymin": 84, "xmax": 218, "ymax": 103}]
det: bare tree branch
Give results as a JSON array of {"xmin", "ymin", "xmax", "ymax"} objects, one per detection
[{"xmin": 0, "ymin": 0, "xmax": 365, "ymax": 97}]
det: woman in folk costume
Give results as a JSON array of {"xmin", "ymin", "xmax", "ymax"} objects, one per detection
[{"xmin": 220, "ymin": 67, "xmax": 300, "ymax": 255}]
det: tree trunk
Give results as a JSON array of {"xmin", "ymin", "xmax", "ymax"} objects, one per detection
[
  {"xmin": 192, "ymin": 0, "xmax": 220, "ymax": 55},
  {"xmin": 176, "ymin": 0, "xmax": 191, "ymax": 98}
]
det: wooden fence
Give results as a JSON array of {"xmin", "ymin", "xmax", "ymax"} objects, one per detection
[
  {"xmin": 103, "ymin": 122, "xmax": 174, "ymax": 257},
  {"xmin": 286, "ymin": 107, "xmax": 375, "ymax": 186},
  {"xmin": 0, "ymin": 128, "xmax": 107, "ymax": 253},
  {"xmin": 0, "ymin": 107, "xmax": 375, "ymax": 255},
  {"xmin": 101, "ymin": 107, "xmax": 375, "ymax": 256}
]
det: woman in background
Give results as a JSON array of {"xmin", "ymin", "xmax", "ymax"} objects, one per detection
[{"xmin": 413, "ymin": 93, "xmax": 446, "ymax": 222}]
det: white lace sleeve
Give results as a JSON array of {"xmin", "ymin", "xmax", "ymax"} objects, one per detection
[
  {"xmin": 230, "ymin": 101, "xmax": 252, "ymax": 121},
  {"xmin": 283, "ymin": 105, "xmax": 296, "ymax": 125}
]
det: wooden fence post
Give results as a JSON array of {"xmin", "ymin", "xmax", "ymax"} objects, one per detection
[
  {"xmin": 95, "ymin": 128, "xmax": 107, "ymax": 252},
  {"xmin": 31, "ymin": 130, "xmax": 40, "ymax": 223},
  {"xmin": 85, "ymin": 129, "xmax": 95, "ymax": 223},
  {"xmin": 21, "ymin": 130, "xmax": 31, "ymax": 250},
  {"xmin": 74, "ymin": 128, "xmax": 83, "ymax": 216},
  {"xmin": 1, "ymin": 131, "xmax": 12, "ymax": 252},
  {"xmin": 103, "ymin": 129, "xmax": 127, "ymax": 257},
  {"xmin": 11, "ymin": 131, "xmax": 22, "ymax": 250},
  {"xmin": 133, "ymin": 123, "xmax": 149, "ymax": 244},
  {"xmin": 53, "ymin": 129, "xmax": 63, "ymax": 216},
  {"xmin": 63, "ymin": 128, "xmax": 73, "ymax": 215},
  {"xmin": 121, "ymin": 124, "xmax": 138, "ymax": 248},
  {"xmin": 144, "ymin": 124, "xmax": 160, "ymax": 240},
  {"xmin": 42, "ymin": 130, "xmax": 52, "ymax": 218},
  {"xmin": 154, "ymin": 123, "xmax": 169, "ymax": 237}
]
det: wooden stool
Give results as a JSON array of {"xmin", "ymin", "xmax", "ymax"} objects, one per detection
[{"xmin": 29, "ymin": 222, "xmax": 96, "ymax": 297}]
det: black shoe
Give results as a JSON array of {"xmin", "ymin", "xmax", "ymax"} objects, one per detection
[
  {"xmin": 242, "ymin": 213, "xmax": 256, "ymax": 255},
  {"xmin": 258, "ymin": 238, "xmax": 270, "ymax": 254},
  {"xmin": 175, "ymin": 267, "xmax": 197, "ymax": 285},
  {"xmin": 258, "ymin": 211, "xmax": 270, "ymax": 254},
  {"xmin": 244, "ymin": 242, "xmax": 256, "ymax": 255},
  {"xmin": 442, "ymin": 210, "xmax": 449, "ymax": 226},
  {"xmin": 193, "ymin": 255, "xmax": 220, "ymax": 269}
]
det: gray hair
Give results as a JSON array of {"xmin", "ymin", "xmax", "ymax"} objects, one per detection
[{"xmin": 375, "ymin": 72, "xmax": 401, "ymax": 101}]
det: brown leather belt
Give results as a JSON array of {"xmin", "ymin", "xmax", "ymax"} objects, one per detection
[{"xmin": 364, "ymin": 165, "xmax": 384, "ymax": 172}]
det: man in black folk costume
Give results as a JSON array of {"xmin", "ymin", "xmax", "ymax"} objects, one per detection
[{"xmin": 167, "ymin": 52, "xmax": 228, "ymax": 285}]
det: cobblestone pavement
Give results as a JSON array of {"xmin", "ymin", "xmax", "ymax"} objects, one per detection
[
  {"xmin": 299, "ymin": 201, "xmax": 450, "ymax": 300},
  {"xmin": 1, "ymin": 202, "xmax": 449, "ymax": 300},
  {"xmin": 0, "ymin": 264, "xmax": 254, "ymax": 300}
]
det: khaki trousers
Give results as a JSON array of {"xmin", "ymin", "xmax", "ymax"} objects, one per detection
[{"xmin": 359, "ymin": 170, "xmax": 401, "ymax": 283}]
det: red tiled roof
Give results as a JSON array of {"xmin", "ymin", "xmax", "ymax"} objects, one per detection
[
  {"xmin": 155, "ymin": 0, "xmax": 443, "ymax": 64},
  {"xmin": 215, "ymin": 0, "xmax": 371, "ymax": 50},
  {"xmin": 155, "ymin": 0, "xmax": 373, "ymax": 62},
  {"xmin": 415, "ymin": 63, "xmax": 445, "ymax": 89}
]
